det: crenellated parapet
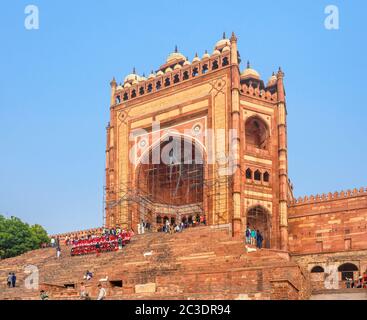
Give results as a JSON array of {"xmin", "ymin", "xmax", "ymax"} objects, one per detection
[
  {"xmin": 290, "ymin": 187, "xmax": 367, "ymax": 206},
  {"xmin": 50, "ymin": 227, "xmax": 104, "ymax": 241},
  {"xmin": 240, "ymin": 82, "xmax": 278, "ymax": 102}
]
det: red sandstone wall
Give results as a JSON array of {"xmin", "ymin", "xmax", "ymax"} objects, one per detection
[{"xmin": 288, "ymin": 189, "xmax": 367, "ymax": 254}]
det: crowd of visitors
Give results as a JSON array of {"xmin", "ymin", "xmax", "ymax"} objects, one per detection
[
  {"xmin": 6, "ymin": 273, "xmax": 16, "ymax": 288},
  {"xmin": 70, "ymin": 229, "xmax": 133, "ymax": 256},
  {"xmin": 151, "ymin": 214, "xmax": 206, "ymax": 234},
  {"xmin": 345, "ymin": 273, "xmax": 367, "ymax": 289},
  {"xmin": 245, "ymin": 225, "xmax": 264, "ymax": 249}
]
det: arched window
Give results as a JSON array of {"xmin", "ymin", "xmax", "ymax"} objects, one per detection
[
  {"xmin": 263, "ymin": 172, "xmax": 270, "ymax": 183},
  {"xmin": 131, "ymin": 89, "xmax": 136, "ymax": 98},
  {"xmin": 147, "ymin": 83, "xmax": 153, "ymax": 93},
  {"xmin": 338, "ymin": 263, "xmax": 359, "ymax": 281},
  {"xmin": 222, "ymin": 57, "xmax": 229, "ymax": 66},
  {"xmin": 192, "ymin": 67, "xmax": 199, "ymax": 77},
  {"xmin": 254, "ymin": 170, "xmax": 261, "ymax": 181},
  {"xmin": 311, "ymin": 266, "xmax": 324, "ymax": 273},
  {"xmin": 212, "ymin": 60, "xmax": 219, "ymax": 70},
  {"xmin": 245, "ymin": 117, "xmax": 269, "ymax": 150},
  {"xmin": 173, "ymin": 74, "xmax": 180, "ymax": 84},
  {"xmin": 165, "ymin": 78, "xmax": 170, "ymax": 87},
  {"xmin": 246, "ymin": 168, "xmax": 252, "ymax": 179},
  {"xmin": 156, "ymin": 81, "xmax": 161, "ymax": 90},
  {"xmin": 139, "ymin": 87, "xmax": 145, "ymax": 95},
  {"xmin": 156, "ymin": 215, "xmax": 162, "ymax": 224},
  {"xmin": 183, "ymin": 71, "xmax": 189, "ymax": 80},
  {"xmin": 202, "ymin": 64, "xmax": 208, "ymax": 74},
  {"xmin": 123, "ymin": 93, "xmax": 128, "ymax": 101},
  {"xmin": 115, "ymin": 95, "xmax": 121, "ymax": 104}
]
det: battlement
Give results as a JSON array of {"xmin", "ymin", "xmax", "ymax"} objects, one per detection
[
  {"xmin": 290, "ymin": 187, "xmax": 367, "ymax": 206},
  {"xmin": 50, "ymin": 227, "xmax": 103, "ymax": 241},
  {"xmin": 240, "ymin": 82, "xmax": 278, "ymax": 102}
]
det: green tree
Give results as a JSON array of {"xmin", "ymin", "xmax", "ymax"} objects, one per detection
[{"xmin": 0, "ymin": 215, "xmax": 49, "ymax": 259}]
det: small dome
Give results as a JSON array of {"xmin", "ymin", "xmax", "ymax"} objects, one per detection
[
  {"xmin": 267, "ymin": 73, "xmax": 277, "ymax": 86},
  {"xmin": 139, "ymin": 74, "xmax": 147, "ymax": 82},
  {"xmin": 183, "ymin": 59, "xmax": 191, "ymax": 66},
  {"xmin": 174, "ymin": 64, "xmax": 182, "ymax": 70},
  {"xmin": 124, "ymin": 68, "xmax": 140, "ymax": 83},
  {"xmin": 166, "ymin": 46, "xmax": 186, "ymax": 64},
  {"xmin": 148, "ymin": 71, "xmax": 156, "ymax": 79},
  {"xmin": 202, "ymin": 50, "xmax": 210, "ymax": 59},
  {"xmin": 156, "ymin": 70, "xmax": 164, "ymax": 76},
  {"xmin": 215, "ymin": 33, "xmax": 230, "ymax": 49},
  {"xmin": 124, "ymin": 82, "xmax": 132, "ymax": 88},
  {"xmin": 132, "ymin": 79, "xmax": 139, "ymax": 85},
  {"xmin": 192, "ymin": 53, "xmax": 201, "ymax": 63},
  {"xmin": 241, "ymin": 62, "xmax": 260, "ymax": 80},
  {"xmin": 165, "ymin": 67, "xmax": 173, "ymax": 73},
  {"xmin": 116, "ymin": 85, "xmax": 123, "ymax": 91},
  {"xmin": 211, "ymin": 49, "xmax": 221, "ymax": 57},
  {"xmin": 222, "ymin": 46, "xmax": 230, "ymax": 53}
]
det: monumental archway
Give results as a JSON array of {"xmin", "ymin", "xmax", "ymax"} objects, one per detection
[{"xmin": 135, "ymin": 134, "xmax": 206, "ymax": 231}]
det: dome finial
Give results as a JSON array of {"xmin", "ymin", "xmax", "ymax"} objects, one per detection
[
  {"xmin": 247, "ymin": 61, "xmax": 250, "ymax": 69},
  {"xmin": 223, "ymin": 32, "xmax": 226, "ymax": 39},
  {"xmin": 195, "ymin": 52, "xmax": 198, "ymax": 57},
  {"xmin": 175, "ymin": 45, "xmax": 178, "ymax": 53},
  {"xmin": 230, "ymin": 31, "xmax": 237, "ymax": 42},
  {"xmin": 133, "ymin": 67, "xmax": 136, "ymax": 74}
]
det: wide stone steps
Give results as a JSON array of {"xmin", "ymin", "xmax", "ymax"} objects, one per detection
[{"xmin": 0, "ymin": 226, "xmax": 310, "ymax": 300}]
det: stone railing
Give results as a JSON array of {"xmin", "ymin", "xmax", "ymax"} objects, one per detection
[{"xmin": 290, "ymin": 187, "xmax": 367, "ymax": 206}]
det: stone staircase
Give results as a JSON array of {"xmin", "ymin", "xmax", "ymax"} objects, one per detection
[{"xmin": 0, "ymin": 225, "xmax": 311, "ymax": 300}]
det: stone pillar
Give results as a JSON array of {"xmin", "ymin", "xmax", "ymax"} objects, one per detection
[
  {"xmin": 230, "ymin": 32, "xmax": 242, "ymax": 238},
  {"xmin": 277, "ymin": 68, "xmax": 289, "ymax": 251}
]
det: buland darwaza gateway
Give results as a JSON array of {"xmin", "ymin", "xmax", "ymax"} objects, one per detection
[
  {"xmin": 105, "ymin": 33, "xmax": 290, "ymax": 249},
  {"xmin": 1, "ymin": 33, "xmax": 366, "ymax": 300}
]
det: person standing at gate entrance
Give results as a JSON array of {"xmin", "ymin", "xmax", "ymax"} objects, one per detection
[
  {"xmin": 256, "ymin": 230, "xmax": 263, "ymax": 249},
  {"xmin": 245, "ymin": 225, "xmax": 251, "ymax": 244},
  {"xmin": 137, "ymin": 222, "xmax": 141, "ymax": 235},
  {"xmin": 251, "ymin": 228, "xmax": 257, "ymax": 246},
  {"xmin": 140, "ymin": 220, "xmax": 145, "ymax": 234}
]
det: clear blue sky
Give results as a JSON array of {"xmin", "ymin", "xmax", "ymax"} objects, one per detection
[{"xmin": 0, "ymin": 1, "xmax": 366, "ymax": 234}]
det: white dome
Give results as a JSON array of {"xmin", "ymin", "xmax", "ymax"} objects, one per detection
[
  {"xmin": 192, "ymin": 54, "xmax": 200, "ymax": 63},
  {"xmin": 174, "ymin": 64, "xmax": 182, "ymax": 70},
  {"xmin": 165, "ymin": 67, "xmax": 173, "ymax": 73},
  {"xmin": 156, "ymin": 70, "xmax": 164, "ymax": 76},
  {"xmin": 166, "ymin": 46, "xmax": 186, "ymax": 64},
  {"xmin": 241, "ymin": 62, "xmax": 260, "ymax": 80},
  {"xmin": 267, "ymin": 73, "xmax": 277, "ymax": 86},
  {"xmin": 124, "ymin": 68, "xmax": 140, "ymax": 83},
  {"xmin": 202, "ymin": 50, "xmax": 210, "ymax": 59},
  {"xmin": 211, "ymin": 49, "xmax": 221, "ymax": 57},
  {"xmin": 222, "ymin": 46, "xmax": 230, "ymax": 52},
  {"xmin": 124, "ymin": 82, "xmax": 132, "ymax": 88}
]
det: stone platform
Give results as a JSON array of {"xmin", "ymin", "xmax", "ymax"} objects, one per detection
[{"xmin": 0, "ymin": 225, "xmax": 310, "ymax": 300}]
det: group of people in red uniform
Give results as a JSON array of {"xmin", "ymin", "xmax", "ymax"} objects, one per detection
[{"xmin": 70, "ymin": 229, "xmax": 134, "ymax": 256}]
